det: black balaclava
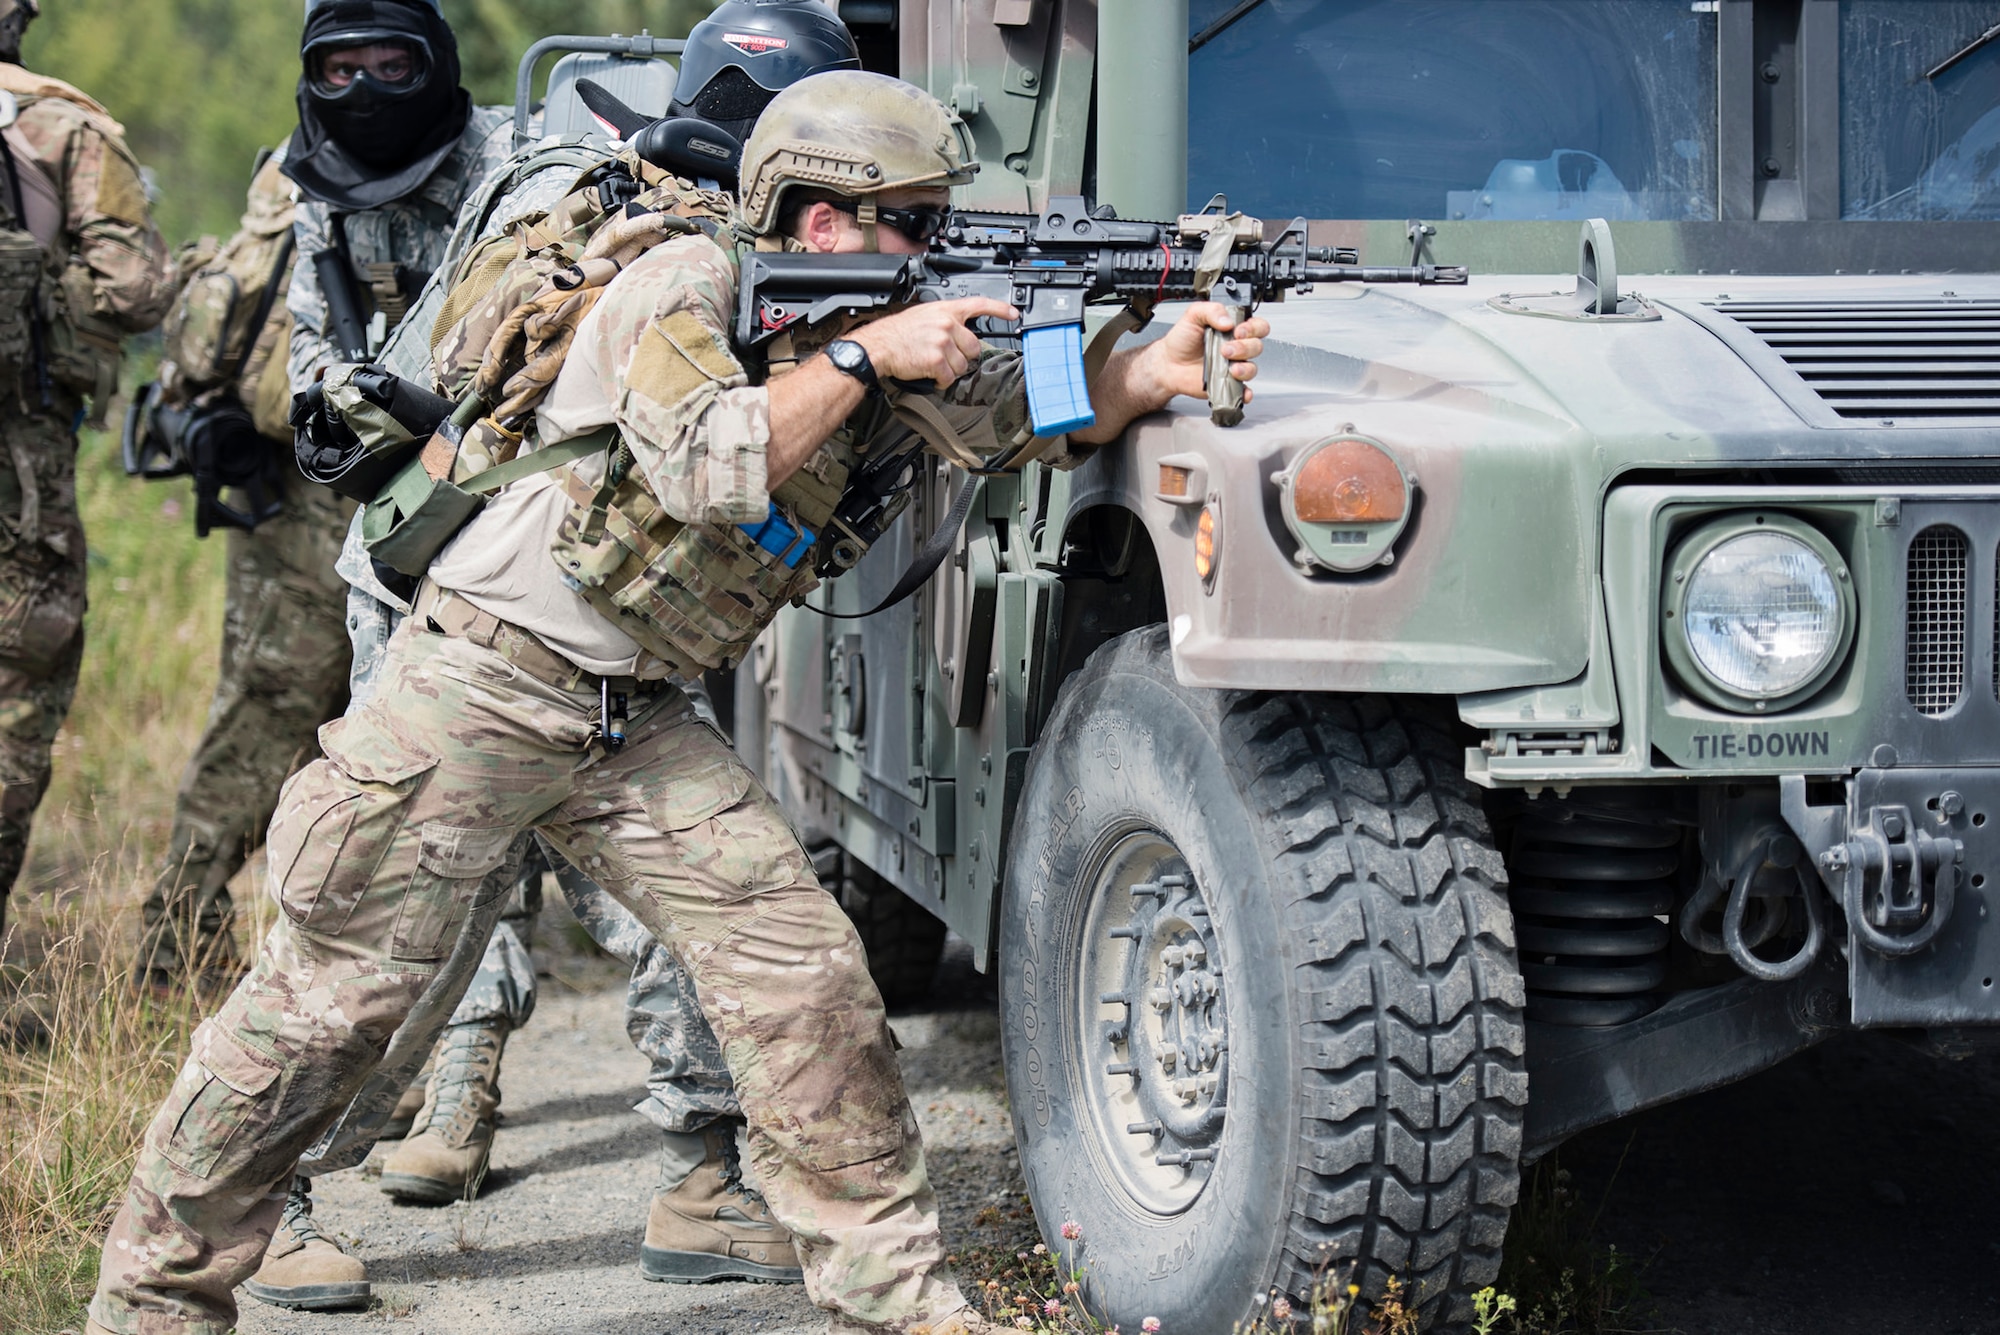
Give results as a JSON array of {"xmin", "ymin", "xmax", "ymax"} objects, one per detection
[
  {"xmin": 283, "ymin": 0, "xmax": 471, "ymax": 211},
  {"xmin": 0, "ymin": 0, "xmax": 40, "ymax": 66}
]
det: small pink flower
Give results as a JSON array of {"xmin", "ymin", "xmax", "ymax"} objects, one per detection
[
  {"xmin": 1064, "ymin": 1281, "xmax": 1081, "ymax": 1295},
  {"xmin": 1060, "ymin": 1220, "xmax": 1083, "ymax": 1240},
  {"xmin": 1044, "ymin": 1299, "xmax": 1065, "ymax": 1316},
  {"xmin": 1142, "ymin": 1319, "xmax": 1163, "ymax": 1333},
  {"xmin": 1033, "ymin": 1243, "xmax": 1048, "ymax": 1255},
  {"xmin": 1271, "ymin": 1297, "xmax": 1293, "ymax": 1320}
]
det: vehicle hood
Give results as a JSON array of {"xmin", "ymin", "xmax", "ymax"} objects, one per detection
[{"xmin": 1253, "ymin": 273, "xmax": 2000, "ymax": 471}]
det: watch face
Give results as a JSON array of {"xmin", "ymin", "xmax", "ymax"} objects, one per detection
[{"xmin": 829, "ymin": 340, "xmax": 865, "ymax": 372}]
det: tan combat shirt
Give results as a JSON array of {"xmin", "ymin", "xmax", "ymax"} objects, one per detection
[{"xmin": 430, "ymin": 230, "xmax": 1053, "ymax": 677}]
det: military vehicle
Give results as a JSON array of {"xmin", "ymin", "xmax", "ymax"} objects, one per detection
[{"xmin": 730, "ymin": 0, "xmax": 2000, "ymax": 1327}]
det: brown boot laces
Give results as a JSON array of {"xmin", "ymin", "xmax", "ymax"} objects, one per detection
[
  {"xmin": 281, "ymin": 1176, "xmax": 331, "ymax": 1248},
  {"xmin": 715, "ymin": 1128, "xmax": 774, "ymax": 1215},
  {"xmin": 427, "ymin": 1024, "xmax": 503, "ymax": 1143}
]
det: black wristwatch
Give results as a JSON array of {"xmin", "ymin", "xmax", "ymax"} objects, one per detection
[{"xmin": 824, "ymin": 338, "xmax": 880, "ymax": 392}]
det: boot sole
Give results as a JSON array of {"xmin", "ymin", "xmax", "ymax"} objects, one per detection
[
  {"xmin": 379, "ymin": 1171, "xmax": 473, "ymax": 1204},
  {"xmin": 242, "ymin": 1279, "xmax": 372, "ymax": 1311},
  {"xmin": 639, "ymin": 1245, "xmax": 803, "ymax": 1285}
]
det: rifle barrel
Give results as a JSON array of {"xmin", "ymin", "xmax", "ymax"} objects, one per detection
[{"xmin": 1305, "ymin": 263, "xmax": 1468, "ymax": 285}]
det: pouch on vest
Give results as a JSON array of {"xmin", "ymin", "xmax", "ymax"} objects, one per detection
[
  {"xmin": 0, "ymin": 104, "xmax": 45, "ymax": 405},
  {"xmin": 293, "ymin": 364, "xmax": 454, "ymax": 502},
  {"xmin": 44, "ymin": 263, "xmax": 123, "ymax": 424}
]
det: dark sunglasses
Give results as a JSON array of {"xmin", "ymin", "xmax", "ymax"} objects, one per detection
[{"xmin": 829, "ymin": 199, "xmax": 949, "ymax": 244}]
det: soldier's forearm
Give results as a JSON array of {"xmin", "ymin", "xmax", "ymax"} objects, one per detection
[{"xmin": 766, "ymin": 356, "xmax": 867, "ymax": 487}]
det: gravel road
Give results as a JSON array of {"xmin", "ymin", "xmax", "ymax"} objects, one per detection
[
  {"xmin": 231, "ymin": 905, "xmax": 2000, "ymax": 1335},
  {"xmin": 234, "ymin": 929, "xmax": 1035, "ymax": 1335}
]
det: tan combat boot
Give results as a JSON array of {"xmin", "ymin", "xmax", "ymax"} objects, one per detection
[
  {"xmin": 639, "ymin": 1120, "xmax": 803, "ymax": 1284},
  {"xmin": 239, "ymin": 1176, "xmax": 370, "ymax": 1311},
  {"xmin": 378, "ymin": 1019, "xmax": 506, "ymax": 1203},
  {"xmin": 381, "ymin": 1057, "xmax": 432, "ymax": 1140}
]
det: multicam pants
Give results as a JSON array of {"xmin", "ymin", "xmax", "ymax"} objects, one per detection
[
  {"xmin": 93, "ymin": 611, "xmax": 964, "ymax": 1335},
  {"xmin": 339, "ymin": 531, "xmax": 737, "ymax": 1126},
  {"xmin": 135, "ymin": 473, "xmax": 355, "ymax": 981},
  {"xmin": 0, "ymin": 403, "xmax": 86, "ymax": 935}
]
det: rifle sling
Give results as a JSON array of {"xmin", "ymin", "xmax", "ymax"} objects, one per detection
[
  {"xmin": 810, "ymin": 473, "xmax": 978, "ymax": 622},
  {"xmin": 883, "ymin": 388, "xmax": 985, "ymax": 472}
]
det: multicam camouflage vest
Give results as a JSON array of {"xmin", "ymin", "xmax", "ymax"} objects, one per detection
[
  {"xmin": 406, "ymin": 153, "xmax": 856, "ymax": 678},
  {"xmin": 0, "ymin": 91, "xmax": 44, "ymax": 405}
]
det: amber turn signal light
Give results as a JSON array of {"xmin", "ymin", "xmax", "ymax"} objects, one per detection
[
  {"xmin": 1194, "ymin": 506, "xmax": 1217, "ymax": 583},
  {"xmin": 1291, "ymin": 437, "xmax": 1407, "ymax": 524},
  {"xmin": 1159, "ymin": 463, "xmax": 1192, "ymax": 498}
]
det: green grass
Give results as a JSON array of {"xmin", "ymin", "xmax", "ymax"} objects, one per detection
[{"xmin": 1, "ymin": 399, "xmax": 229, "ymax": 1334}]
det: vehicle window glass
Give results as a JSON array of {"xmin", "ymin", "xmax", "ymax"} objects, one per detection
[
  {"xmin": 1186, "ymin": 0, "xmax": 1718, "ymax": 221},
  {"xmin": 1842, "ymin": 1, "xmax": 2000, "ymax": 220}
]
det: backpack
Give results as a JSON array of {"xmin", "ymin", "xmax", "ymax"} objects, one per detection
[
  {"xmin": 159, "ymin": 145, "xmax": 298, "ymax": 440},
  {"xmin": 327, "ymin": 149, "xmax": 732, "ymax": 576}
]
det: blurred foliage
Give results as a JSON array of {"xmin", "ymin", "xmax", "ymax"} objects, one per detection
[{"xmin": 20, "ymin": 0, "xmax": 720, "ymax": 245}]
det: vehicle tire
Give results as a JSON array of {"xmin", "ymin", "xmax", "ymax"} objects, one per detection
[
  {"xmin": 1001, "ymin": 626, "xmax": 1526, "ymax": 1330},
  {"xmin": 813, "ymin": 844, "xmax": 949, "ymax": 1009}
]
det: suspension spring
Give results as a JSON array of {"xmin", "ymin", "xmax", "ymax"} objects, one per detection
[{"xmin": 1509, "ymin": 800, "xmax": 1680, "ymax": 1027}]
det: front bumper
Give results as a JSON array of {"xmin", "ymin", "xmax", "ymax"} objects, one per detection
[{"xmin": 1782, "ymin": 766, "xmax": 2000, "ymax": 1027}]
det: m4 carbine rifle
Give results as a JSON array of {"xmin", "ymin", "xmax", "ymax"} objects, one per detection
[
  {"xmin": 735, "ymin": 194, "xmax": 1466, "ymax": 597},
  {"xmin": 736, "ymin": 193, "xmax": 1467, "ymax": 446}
]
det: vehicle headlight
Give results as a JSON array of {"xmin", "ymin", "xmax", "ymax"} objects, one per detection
[{"xmin": 1663, "ymin": 516, "xmax": 1854, "ymax": 712}]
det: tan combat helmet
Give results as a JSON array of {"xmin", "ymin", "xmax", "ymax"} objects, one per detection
[{"xmin": 737, "ymin": 69, "xmax": 975, "ymax": 238}]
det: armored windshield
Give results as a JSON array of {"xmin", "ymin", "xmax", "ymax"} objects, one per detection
[
  {"xmin": 1844, "ymin": 2, "xmax": 2000, "ymax": 220},
  {"xmin": 1187, "ymin": 0, "xmax": 2000, "ymax": 224},
  {"xmin": 1187, "ymin": 0, "xmax": 1719, "ymax": 222}
]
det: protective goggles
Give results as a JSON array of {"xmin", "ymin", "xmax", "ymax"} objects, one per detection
[
  {"xmin": 306, "ymin": 36, "xmax": 428, "ymax": 95},
  {"xmin": 829, "ymin": 199, "xmax": 949, "ymax": 245}
]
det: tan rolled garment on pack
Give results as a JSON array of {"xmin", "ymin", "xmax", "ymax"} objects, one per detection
[{"xmin": 426, "ymin": 295, "xmax": 661, "ymax": 679}]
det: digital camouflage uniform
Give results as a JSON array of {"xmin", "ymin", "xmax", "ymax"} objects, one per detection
[
  {"xmin": 135, "ymin": 143, "xmax": 361, "ymax": 986},
  {"xmin": 88, "ymin": 227, "xmax": 1049, "ymax": 1334},
  {"xmin": 0, "ymin": 62, "xmax": 171, "ymax": 933}
]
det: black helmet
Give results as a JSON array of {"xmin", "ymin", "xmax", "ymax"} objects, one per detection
[
  {"xmin": 284, "ymin": 0, "xmax": 472, "ymax": 210},
  {"xmin": 667, "ymin": 0, "xmax": 863, "ymax": 146}
]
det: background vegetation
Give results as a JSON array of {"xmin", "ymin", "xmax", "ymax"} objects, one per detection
[
  {"xmin": 23, "ymin": 0, "xmax": 721, "ymax": 244},
  {"xmin": 4, "ymin": 7, "xmax": 719, "ymax": 1328}
]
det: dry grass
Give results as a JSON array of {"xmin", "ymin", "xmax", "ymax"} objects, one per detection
[{"xmin": 0, "ymin": 408, "xmax": 241, "ymax": 1334}]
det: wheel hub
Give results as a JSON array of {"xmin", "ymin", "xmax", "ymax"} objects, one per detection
[{"xmin": 1079, "ymin": 831, "xmax": 1228, "ymax": 1214}]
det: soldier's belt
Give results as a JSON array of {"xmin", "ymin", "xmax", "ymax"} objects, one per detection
[{"xmin": 411, "ymin": 581, "xmax": 663, "ymax": 696}]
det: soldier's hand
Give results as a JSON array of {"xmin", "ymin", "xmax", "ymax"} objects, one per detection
[
  {"xmin": 1146, "ymin": 302, "xmax": 1268, "ymax": 405},
  {"xmin": 1068, "ymin": 302, "xmax": 1269, "ymax": 446},
  {"xmin": 850, "ymin": 297, "xmax": 1019, "ymax": 390}
]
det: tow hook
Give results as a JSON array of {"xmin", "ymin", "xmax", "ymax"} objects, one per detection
[
  {"xmin": 1782, "ymin": 777, "xmax": 1962, "ymax": 958},
  {"xmin": 1819, "ymin": 804, "xmax": 1960, "ymax": 957}
]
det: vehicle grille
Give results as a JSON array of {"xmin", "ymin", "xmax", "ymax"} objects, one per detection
[
  {"xmin": 1714, "ymin": 299, "xmax": 2000, "ymax": 421},
  {"xmin": 1906, "ymin": 525, "xmax": 1968, "ymax": 716}
]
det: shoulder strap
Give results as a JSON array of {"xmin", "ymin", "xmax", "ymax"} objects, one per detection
[
  {"xmin": 222, "ymin": 230, "xmax": 296, "ymax": 385},
  {"xmin": 462, "ymin": 426, "xmax": 613, "ymax": 496}
]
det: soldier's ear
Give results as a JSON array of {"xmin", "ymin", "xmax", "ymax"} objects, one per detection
[{"xmin": 797, "ymin": 202, "xmax": 849, "ymax": 256}]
